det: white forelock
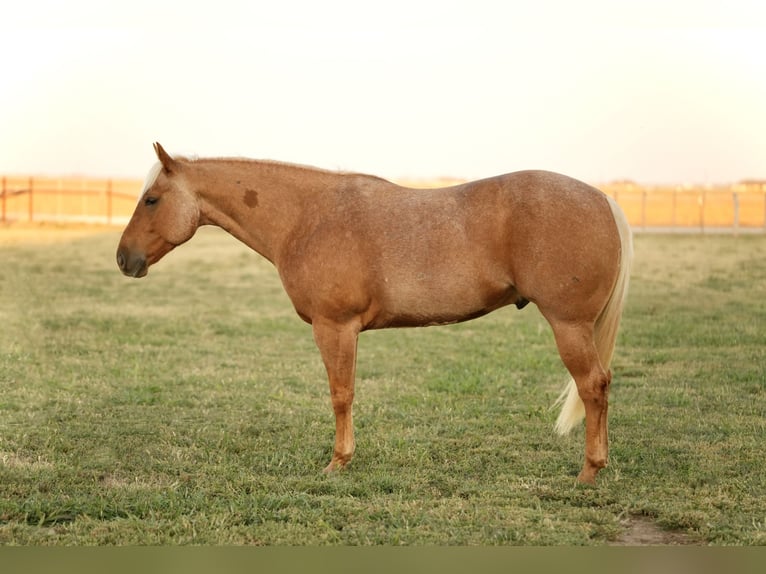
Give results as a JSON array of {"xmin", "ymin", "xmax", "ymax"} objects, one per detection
[{"xmin": 139, "ymin": 161, "xmax": 163, "ymax": 199}]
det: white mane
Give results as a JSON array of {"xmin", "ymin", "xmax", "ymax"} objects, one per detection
[{"xmin": 139, "ymin": 161, "xmax": 163, "ymax": 199}]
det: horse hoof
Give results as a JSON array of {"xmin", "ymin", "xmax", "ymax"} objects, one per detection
[
  {"xmin": 323, "ymin": 459, "xmax": 348, "ymax": 474},
  {"xmin": 577, "ymin": 468, "xmax": 599, "ymax": 485}
]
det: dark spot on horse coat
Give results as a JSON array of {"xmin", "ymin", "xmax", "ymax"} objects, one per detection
[
  {"xmin": 515, "ymin": 297, "xmax": 530, "ymax": 310},
  {"xmin": 244, "ymin": 189, "xmax": 259, "ymax": 208}
]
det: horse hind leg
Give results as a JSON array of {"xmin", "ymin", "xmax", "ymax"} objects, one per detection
[{"xmin": 549, "ymin": 320, "xmax": 611, "ymax": 484}]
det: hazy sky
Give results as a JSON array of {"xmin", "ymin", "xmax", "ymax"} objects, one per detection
[{"xmin": 2, "ymin": 0, "xmax": 764, "ymax": 183}]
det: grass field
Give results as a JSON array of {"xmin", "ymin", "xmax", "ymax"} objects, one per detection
[{"xmin": 0, "ymin": 226, "xmax": 764, "ymax": 545}]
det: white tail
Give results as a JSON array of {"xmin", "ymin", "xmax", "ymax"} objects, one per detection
[{"xmin": 554, "ymin": 195, "xmax": 633, "ymax": 435}]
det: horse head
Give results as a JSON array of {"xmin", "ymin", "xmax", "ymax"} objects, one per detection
[{"xmin": 116, "ymin": 143, "xmax": 200, "ymax": 278}]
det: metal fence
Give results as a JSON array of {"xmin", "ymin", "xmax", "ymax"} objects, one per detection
[{"xmin": 2, "ymin": 175, "xmax": 766, "ymax": 232}]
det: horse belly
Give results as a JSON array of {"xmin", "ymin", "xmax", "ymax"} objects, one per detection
[{"xmin": 369, "ymin": 263, "xmax": 518, "ymax": 329}]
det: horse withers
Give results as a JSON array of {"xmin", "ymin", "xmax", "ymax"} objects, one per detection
[{"xmin": 117, "ymin": 143, "xmax": 632, "ymax": 484}]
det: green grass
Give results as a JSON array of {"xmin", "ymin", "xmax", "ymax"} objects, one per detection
[{"xmin": 0, "ymin": 228, "xmax": 764, "ymax": 545}]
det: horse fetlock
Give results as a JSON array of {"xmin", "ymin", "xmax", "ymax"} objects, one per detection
[{"xmin": 578, "ymin": 457, "xmax": 607, "ymax": 484}]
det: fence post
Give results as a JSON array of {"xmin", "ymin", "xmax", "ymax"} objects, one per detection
[
  {"xmin": 641, "ymin": 190, "xmax": 647, "ymax": 231},
  {"xmin": 733, "ymin": 192, "xmax": 739, "ymax": 236},
  {"xmin": 672, "ymin": 188, "xmax": 677, "ymax": 228},
  {"xmin": 106, "ymin": 179, "xmax": 113, "ymax": 225},
  {"xmin": 699, "ymin": 190, "xmax": 705, "ymax": 233},
  {"xmin": 28, "ymin": 177, "xmax": 34, "ymax": 222},
  {"xmin": 1, "ymin": 176, "xmax": 6, "ymax": 223}
]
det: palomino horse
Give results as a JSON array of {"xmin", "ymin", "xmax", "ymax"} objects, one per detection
[{"xmin": 117, "ymin": 143, "xmax": 632, "ymax": 484}]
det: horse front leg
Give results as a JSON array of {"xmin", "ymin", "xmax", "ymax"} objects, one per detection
[{"xmin": 312, "ymin": 319, "xmax": 360, "ymax": 473}]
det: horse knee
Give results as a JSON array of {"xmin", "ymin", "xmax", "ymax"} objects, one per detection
[{"xmin": 329, "ymin": 386, "xmax": 354, "ymax": 414}]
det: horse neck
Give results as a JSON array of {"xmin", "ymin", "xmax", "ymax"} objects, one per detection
[{"xmin": 191, "ymin": 159, "xmax": 335, "ymax": 264}]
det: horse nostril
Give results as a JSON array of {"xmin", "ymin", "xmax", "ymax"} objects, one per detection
[{"xmin": 117, "ymin": 250, "xmax": 126, "ymax": 271}]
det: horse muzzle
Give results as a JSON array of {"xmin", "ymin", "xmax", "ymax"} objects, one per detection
[{"xmin": 116, "ymin": 248, "xmax": 148, "ymax": 278}]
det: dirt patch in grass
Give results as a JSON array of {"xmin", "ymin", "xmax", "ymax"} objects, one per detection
[{"xmin": 610, "ymin": 516, "xmax": 699, "ymax": 546}]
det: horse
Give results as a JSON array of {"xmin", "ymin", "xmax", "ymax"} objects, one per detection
[{"xmin": 116, "ymin": 143, "xmax": 632, "ymax": 484}]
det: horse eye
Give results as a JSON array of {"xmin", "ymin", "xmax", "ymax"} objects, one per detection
[{"xmin": 144, "ymin": 196, "xmax": 159, "ymax": 207}]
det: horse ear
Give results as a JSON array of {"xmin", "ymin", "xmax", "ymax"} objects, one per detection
[{"xmin": 153, "ymin": 142, "xmax": 178, "ymax": 173}]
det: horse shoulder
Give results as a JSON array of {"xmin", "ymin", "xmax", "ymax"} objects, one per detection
[{"xmin": 275, "ymin": 203, "xmax": 379, "ymax": 325}]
